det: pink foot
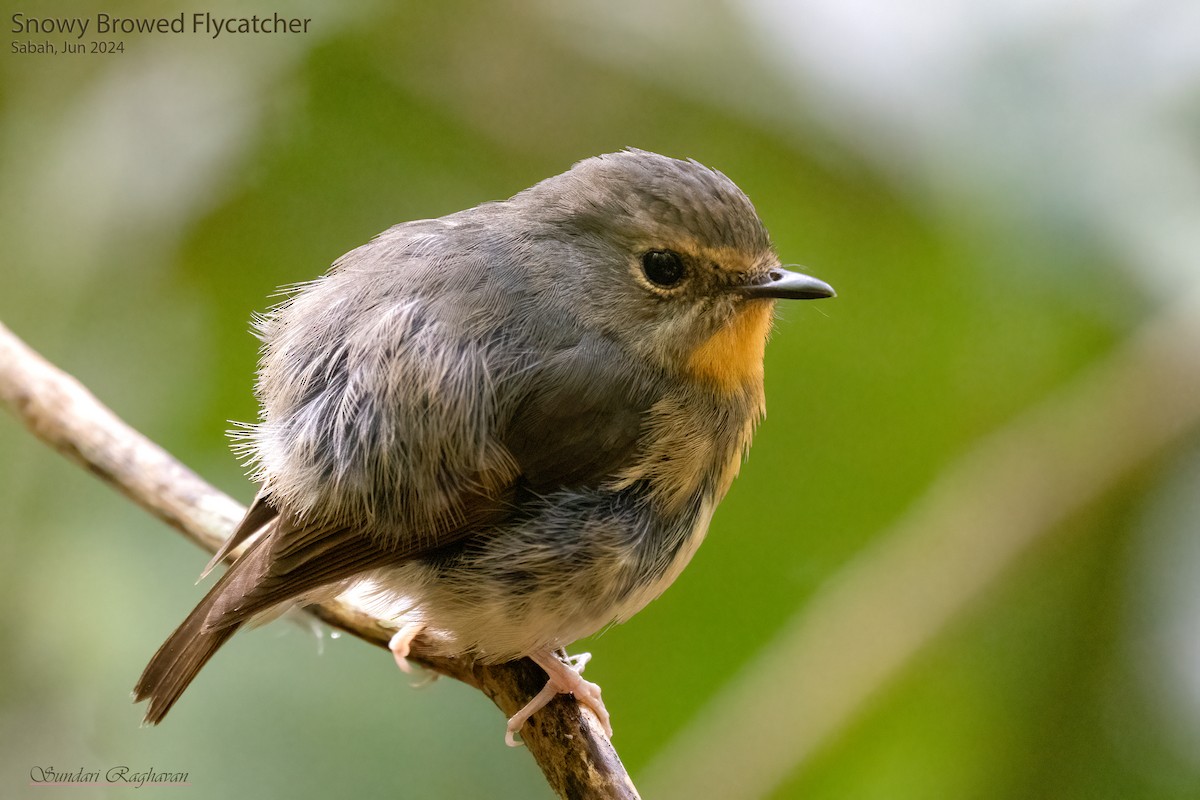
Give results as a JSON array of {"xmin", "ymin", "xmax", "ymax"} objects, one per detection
[
  {"xmin": 388, "ymin": 622, "xmax": 424, "ymax": 674},
  {"xmin": 505, "ymin": 651, "xmax": 613, "ymax": 747}
]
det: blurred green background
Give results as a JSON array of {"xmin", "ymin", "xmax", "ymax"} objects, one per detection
[{"xmin": 3, "ymin": 1, "xmax": 1199, "ymax": 798}]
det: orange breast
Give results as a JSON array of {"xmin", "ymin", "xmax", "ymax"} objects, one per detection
[{"xmin": 685, "ymin": 302, "xmax": 773, "ymax": 393}]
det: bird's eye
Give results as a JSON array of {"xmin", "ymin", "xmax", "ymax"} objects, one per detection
[{"xmin": 641, "ymin": 250, "xmax": 686, "ymax": 288}]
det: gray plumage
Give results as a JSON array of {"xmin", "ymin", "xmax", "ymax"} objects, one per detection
[{"xmin": 135, "ymin": 149, "xmax": 833, "ymax": 733}]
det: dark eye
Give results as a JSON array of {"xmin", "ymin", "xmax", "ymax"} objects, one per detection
[{"xmin": 641, "ymin": 250, "xmax": 686, "ymax": 288}]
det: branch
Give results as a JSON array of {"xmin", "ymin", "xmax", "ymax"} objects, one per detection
[{"xmin": 0, "ymin": 320, "xmax": 640, "ymax": 800}]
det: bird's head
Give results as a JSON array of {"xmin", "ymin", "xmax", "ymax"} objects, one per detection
[{"xmin": 513, "ymin": 149, "xmax": 834, "ymax": 393}]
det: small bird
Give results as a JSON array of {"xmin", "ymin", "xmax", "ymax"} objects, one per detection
[{"xmin": 134, "ymin": 149, "xmax": 834, "ymax": 744}]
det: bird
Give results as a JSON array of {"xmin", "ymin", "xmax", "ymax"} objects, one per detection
[{"xmin": 134, "ymin": 148, "xmax": 834, "ymax": 745}]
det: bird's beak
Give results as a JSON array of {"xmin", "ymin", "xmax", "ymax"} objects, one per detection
[{"xmin": 740, "ymin": 267, "xmax": 835, "ymax": 300}]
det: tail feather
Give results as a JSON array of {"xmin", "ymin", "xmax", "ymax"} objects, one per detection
[
  {"xmin": 135, "ymin": 512, "xmax": 393, "ymax": 724},
  {"xmin": 135, "ymin": 537, "xmax": 273, "ymax": 724},
  {"xmin": 134, "ymin": 604, "xmax": 241, "ymax": 724}
]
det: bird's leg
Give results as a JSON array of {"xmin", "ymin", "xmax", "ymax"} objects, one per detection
[
  {"xmin": 504, "ymin": 651, "xmax": 613, "ymax": 747},
  {"xmin": 388, "ymin": 621, "xmax": 425, "ymax": 674}
]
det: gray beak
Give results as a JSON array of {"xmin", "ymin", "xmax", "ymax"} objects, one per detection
[{"xmin": 741, "ymin": 267, "xmax": 835, "ymax": 300}]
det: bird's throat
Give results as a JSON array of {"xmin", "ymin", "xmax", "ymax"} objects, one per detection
[{"xmin": 685, "ymin": 302, "xmax": 773, "ymax": 393}]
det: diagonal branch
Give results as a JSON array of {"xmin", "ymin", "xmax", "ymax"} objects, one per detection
[{"xmin": 0, "ymin": 320, "xmax": 640, "ymax": 800}]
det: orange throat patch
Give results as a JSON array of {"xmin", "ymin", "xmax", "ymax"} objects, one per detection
[{"xmin": 686, "ymin": 301, "xmax": 773, "ymax": 393}]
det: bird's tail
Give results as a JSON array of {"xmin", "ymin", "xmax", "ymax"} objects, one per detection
[
  {"xmin": 134, "ymin": 535, "xmax": 274, "ymax": 724},
  {"xmin": 134, "ymin": 597, "xmax": 241, "ymax": 724}
]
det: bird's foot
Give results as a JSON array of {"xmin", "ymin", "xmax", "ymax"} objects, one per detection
[
  {"xmin": 565, "ymin": 651, "xmax": 592, "ymax": 672},
  {"xmin": 505, "ymin": 651, "xmax": 612, "ymax": 747},
  {"xmin": 388, "ymin": 622, "xmax": 424, "ymax": 674}
]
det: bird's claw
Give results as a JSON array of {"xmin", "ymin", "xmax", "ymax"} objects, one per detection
[{"xmin": 505, "ymin": 651, "xmax": 612, "ymax": 747}]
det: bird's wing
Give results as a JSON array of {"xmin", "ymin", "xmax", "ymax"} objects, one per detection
[
  {"xmin": 502, "ymin": 334, "xmax": 655, "ymax": 492},
  {"xmin": 207, "ymin": 485, "xmax": 514, "ymax": 628},
  {"xmin": 204, "ymin": 334, "xmax": 652, "ymax": 626},
  {"xmin": 199, "ymin": 489, "xmax": 278, "ymax": 579}
]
